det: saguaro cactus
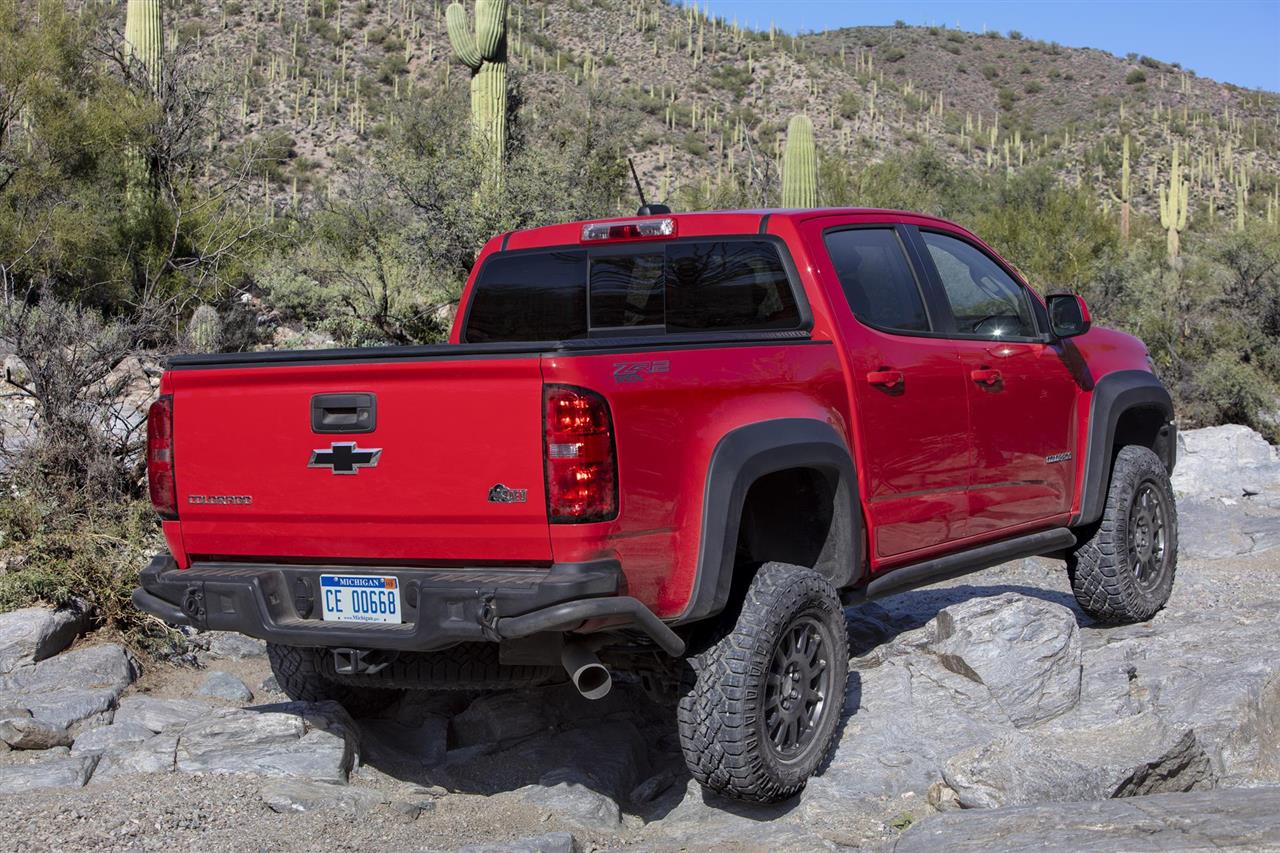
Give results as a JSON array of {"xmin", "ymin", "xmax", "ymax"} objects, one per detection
[
  {"xmin": 1158, "ymin": 146, "xmax": 1189, "ymax": 261},
  {"xmin": 446, "ymin": 0, "xmax": 508, "ymax": 179},
  {"xmin": 782, "ymin": 114, "xmax": 817, "ymax": 208},
  {"xmin": 124, "ymin": 0, "xmax": 163, "ymax": 84},
  {"xmin": 1109, "ymin": 134, "xmax": 1132, "ymax": 241},
  {"xmin": 123, "ymin": 0, "xmax": 163, "ymax": 225}
]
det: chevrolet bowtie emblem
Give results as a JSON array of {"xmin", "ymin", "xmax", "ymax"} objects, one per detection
[{"xmin": 309, "ymin": 442, "xmax": 382, "ymax": 475}]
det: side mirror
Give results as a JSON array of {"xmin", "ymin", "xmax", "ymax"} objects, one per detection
[{"xmin": 1046, "ymin": 293, "xmax": 1092, "ymax": 338}]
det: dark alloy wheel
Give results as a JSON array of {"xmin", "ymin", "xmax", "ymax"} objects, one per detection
[
  {"xmin": 764, "ymin": 615, "xmax": 837, "ymax": 762},
  {"xmin": 1128, "ymin": 482, "xmax": 1171, "ymax": 592},
  {"xmin": 678, "ymin": 562, "xmax": 849, "ymax": 803},
  {"xmin": 1068, "ymin": 444, "xmax": 1178, "ymax": 624}
]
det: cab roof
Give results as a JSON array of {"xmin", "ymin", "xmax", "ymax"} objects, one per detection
[{"xmin": 498, "ymin": 208, "xmax": 966, "ymax": 253}]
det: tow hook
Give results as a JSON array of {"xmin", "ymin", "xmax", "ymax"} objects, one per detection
[
  {"xmin": 478, "ymin": 593, "xmax": 501, "ymax": 642},
  {"xmin": 332, "ymin": 648, "xmax": 397, "ymax": 675}
]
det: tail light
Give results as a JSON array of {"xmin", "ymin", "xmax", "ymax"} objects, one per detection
[
  {"xmin": 544, "ymin": 385, "xmax": 618, "ymax": 523},
  {"xmin": 147, "ymin": 395, "xmax": 177, "ymax": 519}
]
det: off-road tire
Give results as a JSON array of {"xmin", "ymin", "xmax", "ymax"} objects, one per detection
[
  {"xmin": 267, "ymin": 643, "xmax": 403, "ymax": 717},
  {"xmin": 1068, "ymin": 445, "xmax": 1178, "ymax": 624},
  {"xmin": 677, "ymin": 563, "xmax": 848, "ymax": 803}
]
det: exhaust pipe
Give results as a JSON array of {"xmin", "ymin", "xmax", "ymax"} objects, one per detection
[{"xmin": 561, "ymin": 642, "xmax": 612, "ymax": 700}]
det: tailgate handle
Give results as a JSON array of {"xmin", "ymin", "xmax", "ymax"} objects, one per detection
[{"xmin": 311, "ymin": 393, "xmax": 376, "ymax": 434}]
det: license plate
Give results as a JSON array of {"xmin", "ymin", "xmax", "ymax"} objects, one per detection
[{"xmin": 319, "ymin": 575, "xmax": 402, "ymax": 624}]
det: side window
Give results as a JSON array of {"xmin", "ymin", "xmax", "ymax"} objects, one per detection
[
  {"xmin": 823, "ymin": 229, "xmax": 931, "ymax": 333},
  {"xmin": 665, "ymin": 241, "xmax": 800, "ymax": 332},
  {"xmin": 920, "ymin": 232, "xmax": 1036, "ymax": 339}
]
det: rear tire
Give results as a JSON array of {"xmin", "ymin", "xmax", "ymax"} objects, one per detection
[
  {"xmin": 1068, "ymin": 445, "xmax": 1178, "ymax": 624},
  {"xmin": 267, "ymin": 643, "xmax": 403, "ymax": 717},
  {"xmin": 677, "ymin": 563, "xmax": 848, "ymax": 803}
]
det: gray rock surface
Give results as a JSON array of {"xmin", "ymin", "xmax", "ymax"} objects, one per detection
[
  {"xmin": 197, "ymin": 671, "xmax": 254, "ymax": 703},
  {"xmin": 175, "ymin": 702, "xmax": 357, "ymax": 783},
  {"xmin": 1172, "ymin": 425, "xmax": 1280, "ymax": 557},
  {"xmin": 0, "ymin": 606, "xmax": 87, "ymax": 675},
  {"xmin": 0, "ymin": 753, "xmax": 98, "ymax": 793},
  {"xmin": 114, "ymin": 696, "xmax": 213, "ymax": 733},
  {"xmin": 70, "ymin": 721, "xmax": 156, "ymax": 756},
  {"xmin": 0, "ymin": 644, "xmax": 136, "ymax": 731},
  {"xmin": 260, "ymin": 778, "xmax": 387, "ymax": 815},
  {"xmin": 90, "ymin": 733, "xmax": 178, "ymax": 781},
  {"xmin": 891, "ymin": 786, "xmax": 1280, "ymax": 852},
  {"xmin": 932, "ymin": 593, "xmax": 1082, "ymax": 727},
  {"xmin": 0, "ymin": 716, "xmax": 73, "ymax": 750},
  {"xmin": 515, "ymin": 779, "xmax": 621, "ymax": 832},
  {"xmin": 204, "ymin": 632, "xmax": 267, "ymax": 661},
  {"xmin": 942, "ymin": 719, "xmax": 1215, "ymax": 808}
]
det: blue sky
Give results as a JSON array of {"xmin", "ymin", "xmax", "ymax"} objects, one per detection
[{"xmin": 688, "ymin": 1, "xmax": 1280, "ymax": 92}]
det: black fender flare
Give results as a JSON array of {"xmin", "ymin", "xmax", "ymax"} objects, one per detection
[
  {"xmin": 674, "ymin": 418, "xmax": 861, "ymax": 624},
  {"xmin": 1073, "ymin": 369, "xmax": 1175, "ymax": 528}
]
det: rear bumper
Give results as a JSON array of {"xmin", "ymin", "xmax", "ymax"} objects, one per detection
[{"xmin": 133, "ymin": 555, "xmax": 684, "ymax": 655}]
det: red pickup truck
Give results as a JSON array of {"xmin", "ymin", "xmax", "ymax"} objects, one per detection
[{"xmin": 135, "ymin": 208, "xmax": 1178, "ymax": 803}]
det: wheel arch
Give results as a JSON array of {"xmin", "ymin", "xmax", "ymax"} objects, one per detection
[
  {"xmin": 674, "ymin": 418, "xmax": 861, "ymax": 625},
  {"xmin": 1074, "ymin": 369, "xmax": 1176, "ymax": 528}
]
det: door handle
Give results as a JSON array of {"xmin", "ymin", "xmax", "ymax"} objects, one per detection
[
  {"xmin": 311, "ymin": 393, "xmax": 376, "ymax": 433},
  {"xmin": 970, "ymin": 368, "xmax": 1002, "ymax": 386},
  {"xmin": 866, "ymin": 370, "xmax": 904, "ymax": 389}
]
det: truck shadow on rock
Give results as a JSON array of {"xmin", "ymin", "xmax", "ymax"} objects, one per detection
[{"xmin": 353, "ymin": 663, "xmax": 861, "ymax": 828}]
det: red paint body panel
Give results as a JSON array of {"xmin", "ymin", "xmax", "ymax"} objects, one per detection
[{"xmin": 161, "ymin": 208, "xmax": 1157, "ymax": 620}]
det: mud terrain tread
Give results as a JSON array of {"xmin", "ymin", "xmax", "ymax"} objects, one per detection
[
  {"xmin": 267, "ymin": 643, "xmax": 402, "ymax": 717},
  {"xmin": 318, "ymin": 643, "xmax": 562, "ymax": 691},
  {"xmin": 1068, "ymin": 445, "xmax": 1178, "ymax": 624},
  {"xmin": 677, "ymin": 563, "xmax": 848, "ymax": 803}
]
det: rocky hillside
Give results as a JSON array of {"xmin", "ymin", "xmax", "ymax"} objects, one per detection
[
  {"xmin": 0, "ymin": 425, "xmax": 1278, "ymax": 850},
  {"xmin": 158, "ymin": 0, "xmax": 1279, "ymax": 218}
]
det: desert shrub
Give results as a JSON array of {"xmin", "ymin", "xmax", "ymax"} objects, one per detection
[{"xmin": 1126, "ymin": 69, "xmax": 1146, "ymax": 84}]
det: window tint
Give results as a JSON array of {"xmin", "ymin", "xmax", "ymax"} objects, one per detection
[
  {"xmin": 921, "ymin": 232, "xmax": 1036, "ymax": 339},
  {"xmin": 463, "ymin": 240, "xmax": 801, "ymax": 342},
  {"xmin": 824, "ymin": 229, "xmax": 930, "ymax": 332},
  {"xmin": 465, "ymin": 250, "xmax": 588, "ymax": 342},
  {"xmin": 589, "ymin": 252, "xmax": 665, "ymax": 330},
  {"xmin": 666, "ymin": 241, "xmax": 799, "ymax": 331}
]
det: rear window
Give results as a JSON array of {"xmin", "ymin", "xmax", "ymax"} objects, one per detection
[{"xmin": 463, "ymin": 240, "xmax": 800, "ymax": 342}]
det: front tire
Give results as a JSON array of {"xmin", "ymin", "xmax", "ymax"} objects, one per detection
[
  {"xmin": 267, "ymin": 643, "xmax": 403, "ymax": 717},
  {"xmin": 677, "ymin": 563, "xmax": 848, "ymax": 803},
  {"xmin": 1068, "ymin": 445, "xmax": 1178, "ymax": 624}
]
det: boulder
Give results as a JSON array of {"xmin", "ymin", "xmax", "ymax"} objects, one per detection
[
  {"xmin": 71, "ymin": 721, "xmax": 157, "ymax": 756},
  {"xmin": 114, "ymin": 696, "xmax": 213, "ymax": 733},
  {"xmin": 891, "ymin": 786, "xmax": 1280, "ymax": 853},
  {"xmin": 0, "ymin": 606, "xmax": 87, "ymax": 675},
  {"xmin": 0, "ymin": 716, "xmax": 73, "ymax": 750},
  {"xmin": 204, "ymin": 632, "xmax": 267, "ymax": 661},
  {"xmin": 90, "ymin": 733, "xmax": 178, "ymax": 781},
  {"xmin": 0, "ymin": 644, "xmax": 137, "ymax": 731},
  {"xmin": 941, "ymin": 719, "xmax": 1215, "ymax": 808},
  {"xmin": 516, "ymin": 777, "xmax": 622, "ymax": 832},
  {"xmin": 931, "ymin": 593, "xmax": 1082, "ymax": 728},
  {"xmin": 175, "ymin": 701, "xmax": 358, "ymax": 783},
  {"xmin": 0, "ymin": 753, "xmax": 98, "ymax": 793},
  {"xmin": 196, "ymin": 671, "xmax": 254, "ymax": 703},
  {"xmin": 1172, "ymin": 425, "xmax": 1280, "ymax": 501},
  {"xmin": 450, "ymin": 691, "xmax": 552, "ymax": 747},
  {"xmin": 260, "ymin": 778, "xmax": 387, "ymax": 815}
]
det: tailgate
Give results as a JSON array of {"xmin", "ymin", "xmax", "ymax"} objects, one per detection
[{"xmin": 169, "ymin": 356, "xmax": 551, "ymax": 563}]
